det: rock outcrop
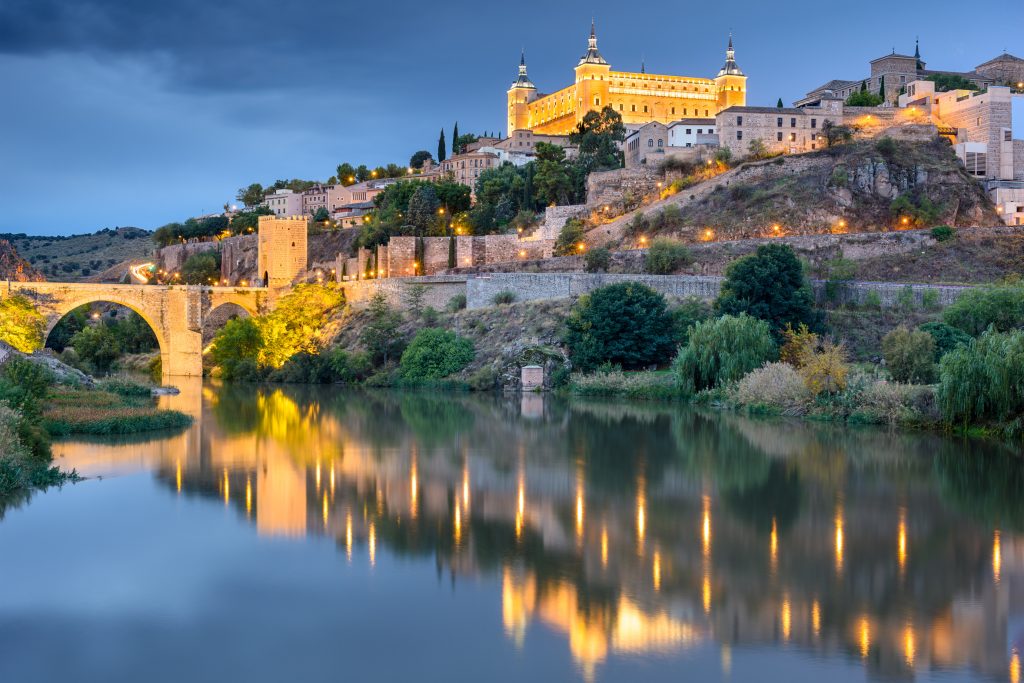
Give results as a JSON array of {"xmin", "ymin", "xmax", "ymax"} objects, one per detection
[{"xmin": 0, "ymin": 240, "xmax": 44, "ymax": 282}]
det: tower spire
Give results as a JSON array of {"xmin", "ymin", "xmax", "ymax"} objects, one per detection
[
  {"xmin": 511, "ymin": 50, "xmax": 535, "ymax": 89},
  {"xmin": 717, "ymin": 33, "xmax": 743, "ymax": 77},
  {"xmin": 578, "ymin": 18, "xmax": 607, "ymax": 65}
]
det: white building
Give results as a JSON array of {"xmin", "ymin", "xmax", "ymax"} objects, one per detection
[
  {"xmin": 667, "ymin": 118, "xmax": 718, "ymax": 148},
  {"xmin": 262, "ymin": 189, "xmax": 304, "ymax": 217}
]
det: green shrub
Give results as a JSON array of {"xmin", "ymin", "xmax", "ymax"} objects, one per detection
[
  {"xmin": 584, "ymin": 247, "xmax": 611, "ymax": 273},
  {"xmin": 446, "ymin": 294, "xmax": 467, "ymax": 312},
  {"xmin": 327, "ymin": 349, "xmax": 373, "ymax": 383},
  {"xmin": 875, "ymin": 136, "xmax": 897, "ymax": 156},
  {"xmin": 882, "ymin": 327, "xmax": 937, "ymax": 383},
  {"xmin": 895, "ymin": 285, "xmax": 916, "ymax": 311},
  {"xmin": 0, "ymin": 294, "xmax": 46, "ymax": 353},
  {"xmin": 715, "ymin": 243, "xmax": 819, "ymax": 338},
  {"xmin": 554, "ymin": 218, "xmax": 585, "ymax": 256},
  {"xmin": 921, "ymin": 288, "xmax": 940, "ymax": 310},
  {"xmin": 943, "ymin": 282, "xmax": 1024, "ymax": 336},
  {"xmin": 398, "ymin": 328, "xmax": 475, "ymax": 381},
  {"xmin": 918, "ymin": 321, "xmax": 972, "ymax": 360},
  {"xmin": 467, "ymin": 366, "xmax": 499, "ymax": 391},
  {"xmin": 673, "ymin": 314, "xmax": 777, "ymax": 393},
  {"xmin": 937, "ymin": 329, "xmax": 1024, "ymax": 426},
  {"xmin": 569, "ymin": 369, "xmax": 682, "ymax": 400},
  {"xmin": 931, "ymin": 225, "xmax": 954, "ymax": 242},
  {"xmin": 670, "ymin": 297, "xmax": 712, "ymax": 345},
  {"xmin": 0, "ymin": 358, "xmax": 52, "ymax": 419},
  {"xmin": 492, "ymin": 290, "xmax": 516, "ymax": 305},
  {"xmin": 644, "ymin": 238, "xmax": 692, "ymax": 275},
  {"xmin": 863, "ymin": 290, "xmax": 882, "ymax": 310},
  {"xmin": 209, "ymin": 317, "xmax": 264, "ymax": 381},
  {"xmin": 180, "ymin": 251, "xmax": 221, "ymax": 285},
  {"xmin": 564, "ymin": 283, "xmax": 677, "ymax": 372}
]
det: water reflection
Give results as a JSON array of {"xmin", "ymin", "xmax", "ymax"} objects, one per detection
[{"xmin": 50, "ymin": 382, "xmax": 1024, "ymax": 682}]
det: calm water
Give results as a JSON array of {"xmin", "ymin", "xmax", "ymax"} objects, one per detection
[{"xmin": 2, "ymin": 382, "xmax": 1023, "ymax": 682}]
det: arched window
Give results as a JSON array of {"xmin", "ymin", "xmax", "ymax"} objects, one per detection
[
  {"xmin": 657, "ymin": 139, "xmax": 663, "ymax": 147},
  {"xmin": 648, "ymin": 139, "xmax": 653, "ymax": 147}
]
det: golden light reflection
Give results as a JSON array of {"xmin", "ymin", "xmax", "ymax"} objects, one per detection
[
  {"xmin": 994, "ymin": 530, "xmax": 1002, "ymax": 584},
  {"xmin": 454, "ymin": 503, "xmax": 462, "ymax": 548},
  {"xmin": 898, "ymin": 507, "xmax": 907, "ymax": 575},
  {"xmin": 222, "ymin": 468, "xmax": 230, "ymax": 506},
  {"xmin": 345, "ymin": 511, "xmax": 353, "ymax": 562},
  {"xmin": 781, "ymin": 596, "xmax": 791, "ymax": 641},
  {"xmin": 515, "ymin": 474, "xmax": 525, "ymax": 541},
  {"xmin": 834, "ymin": 504, "xmax": 844, "ymax": 574},
  {"xmin": 702, "ymin": 494, "xmax": 711, "ymax": 558},
  {"xmin": 858, "ymin": 616, "xmax": 871, "ymax": 659},
  {"xmin": 601, "ymin": 526, "xmax": 609, "ymax": 567},
  {"xmin": 721, "ymin": 644, "xmax": 732, "ymax": 676},
  {"xmin": 636, "ymin": 475, "xmax": 647, "ymax": 555},
  {"xmin": 330, "ymin": 464, "xmax": 336, "ymax": 495},
  {"xmin": 653, "ymin": 550, "xmax": 661, "ymax": 592},
  {"xmin": 811, "ymin": 600, "xmax": 821, "ymax": 637},
  {"xmin": 903, "ymin": 622, "xmax": 915, "ymax": 668},
  {"xmin": 369, "ymin": 522, "xmax": 376, "ymax": 567},
  {"xmin": 322, "ymin": 491, "xmax": 329, "ymax": 528},
  {"xmin": 702, "ymin": 571, "xmax": 711, "ymax": 614},
  {"xmin": 245, "ymin": 477, "xmax": 252, "ymax": 517},
  {"xmin": 175, "ymin": 460, "xmax": 182, "ymax": 494},
  {"xmin": 462, "ymin": 462, "xmax": 470, "ymax": 510},
  {"xmin": 770, "ymin": 517, "xmax": 778, "ymax": 575},
  {"xmin": 575, "ymin": 459, "xmax": 585, "ymax": 544},
  {"xmin": 410, "ymin": 458, "xmax": 418, "ymax": 520},
  {"xmin": 315, "ymin": 460, "xmax": 321, "ymax": 491},
  {"xmin": 1011, "ymin": 648, "xmax": 1020, "ymax": 683}
]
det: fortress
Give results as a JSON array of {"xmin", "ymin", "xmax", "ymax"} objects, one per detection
[{"xmin": 507, "ymin": 23, "xmax": 747, "ymax": 135}]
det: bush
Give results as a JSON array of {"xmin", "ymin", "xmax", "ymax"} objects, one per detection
[
  {"xmin": 584, "ymin": 247, "xmax": 611, "ymax": 273},
  {"xmin": 467, "ymin": 366, "xmax": 499, "ymax": 391},
  {"xmin": 569, "ymin": 369, "xmax": 682, "ymax": 401},
  {"xmin": 446, "ymin": 294, "xmax": 467, "ymax": 312},
  {"xmin": 918, "ymin": 321, "xmax": 971, "ymax": 360},
  {"xmin": 180, "ymin": 251, "xmax": 221, "ymax": 285},
  {"xmin": 931, "ymin": 225, "xmax": 954, "ymax": 242},
  {"xmin": 779, "ymin": 323, "xmax": 818, "ymax": 367},
  {"xmin": 554, "ymin": 218, "xmax": 585, "ymax": 256},
  {"xmin": 670, "ymin": 297, "xmax": 712, "ymax": 345},
  {"xmin": 921, "ymin": 289, "xmax": 940, "ymax": 310},
  {"xmin": 398, "ymin": 328, "xmax": 475, "ymax": 381},
  {"xmin": 799, "ymin": 341, "xmax": 849, "ymax": 395},
  {"xmin": 327, "ymin": 349, "xmax": 373, "ymax": 383},
  {"xmin": 853, "ymin": 380, "xmax": 935, "ymax": 425},
  {"xmin": 492, "ymin": 290, "xmax": 516, "ymax": 305},
  {"xmin": 943, "ymin": 282, "xmax": 1024, "ymax": 336},
  {"xmin": 882, "ymin": 327, "xmax": 937, "ymax": 383},
  {"xmin": 673, "ymin": 314, "xmax": 777, "ymax": 393},
  {"xmin": 0, "ymin": 295, "xmax": 46, "ymax": 353},
  {"xmin": 209, "ymin": 317, "xmax": 264, "ymax": 381},
  {"xmin": 564, "ymin": 283, "xmax": 677, "ymax": 372},
  {"xmin": 863, "ymin": 290, "xmax": 882, "ymax": 310},
  {"xmin": 715, "ymin": 243, "xmax": 819, "ymax": 339},
  {"xmin": 644, "ymin": 238, "xmax": 692, "ymax": 275},
  {"xmin": 732, "ymin": 362, "xmax": 810, "ymax": 414},
  {"xmin": 937, "ymin": 329, "xmax": 1024, "ymax": 426}
]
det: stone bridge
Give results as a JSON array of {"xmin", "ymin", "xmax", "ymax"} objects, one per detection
[{"xmin": 2, "ymin": 281, "xmax": 270, "ymax": 377}]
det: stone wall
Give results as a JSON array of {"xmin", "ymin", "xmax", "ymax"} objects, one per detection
[
  {"xmin": 221, "ymin": 235, "xmax": 257, "ymax": 282},
  {"xmin": 585, "ymin": 167, "xmax": 659, "ymax": 211},
  {"xmin": 340, "ymin": 275, "xmax": 468, "ymax": 311},
  {"xmin": 537, "ymin": 205, "xmax": 588, "ymax": 241},
  {"xmin": 157, "ymin": 241, "xmax": 220, "ymax": 277},
  {"xmin": 1015, "ymin": 140, "xmax": 1024, "ymax": 181}
]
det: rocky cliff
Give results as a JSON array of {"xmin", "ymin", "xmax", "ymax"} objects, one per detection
[{"xmin": 0, "ymin": 240, "xmax": 44, "ymax": 282}]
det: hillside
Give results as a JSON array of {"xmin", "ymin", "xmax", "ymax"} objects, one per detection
[
  {"xmin": 2, "ymin": 227, "xmax": 153, "ymax": 281},
  {"xmin": 585, "ymin": 137, "xmax": 1001, "ymax": 248},
  {"xmin": 0, "ymin": 240, "xmax": 44, "ymax": 281}
]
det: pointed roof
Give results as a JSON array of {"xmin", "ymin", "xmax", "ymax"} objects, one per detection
[
  {"xmin": 717, "ymin": 33, "xmax": 744, "ymax": 77},
  {"xmin": 578, "ymin": 19, "xmax": 608, "ymax": 66},
  {"xmin": 511, "ymin": 50, "xmax": 535, "ymax": 89}
]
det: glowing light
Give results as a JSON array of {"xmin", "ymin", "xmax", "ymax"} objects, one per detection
[
  {"xmin": 702, "ymin": 495, "xmax": 711, "ymax": 558},
  {"xmin": 575, "ymin": 464, "xmax": 585, "ymax": 542},
  {"xmin": 903, "ymin": 623, "xmax": 915, "ymax": 668},
  {"xmin": 994, "ymin": 530, "xmax": 1002, "ymax": 583},
  {"xmin": 330, "ymin": 464, "xmax": 336, "ymax": 495},
  {"xmin": 811, "ymin": 600, "xmax": 821, "ymax": 637},
  {"xmin": 315, "ymin": 460, "xmax": 321, "ymax": 490},
  {"xmin": 781, "ymin": 596, "xmax": 791, "ymax": 641},
  {"xmin": 519, "ymin": 250, "xmax": 527, "ymax": 258},
  {"xmin": 770, "ymin": 517, "xmax": 778, "ymax": 574},
  {"xmin": 369, "ymin": 523, "xmax": 376, "ymax": 567},
  {"xmin": 175, "ymin": 460, "xmax": 181, "ymax": 493},
  {"xmin": 577, "ymin": 242, "xmax": 586, "ymax": 252},
  {"xmin": 835, "ymin": 504, "xmax": 844, "ymax": 574},
  {"xmin": 898, "ymin": 507, "xmax": 907, "ymax": 574},
  {"xmin": 454, "ymin": 503, "xmax": 462, "ymax": 548},
  {"xmin": 410, "ymin": 458, "xmax": 418, "ymax": 520},
  {"xmin": 222, "ymin": 468, "xmax": 230, "ymax": 505},
  {"xmin": 462, "ymin": 463, "xmax": 470, "ymax": 510},
  {"xmin": 703, "ymin": 228, "xmax": 714, "ymax": 241},
  {"xmin": 653, "ymin": 550, "xmax": 662, "ymax": 591},
  {"xmin": 601, "ymin": 526, "xmax": 608, "ymax": 567},
  {"xmin": 245, "ymin": 477, "xmax": 252, "ymax": 517},
  {"xmin": 345, "ymin": 512, "xmax": 353, "ymax": 561},
  {"xmin": 859, "ymin": 616, "xmax": 871, "ymax": 659},
  {"xmin": 901, "ymin": 216, "xmax": 910, "ymax": 226},
  {"xmin": 322, "ymin": 491, "xmax": 329, "ymax": 528},
  {"xmin": 772, "ymin": 223, "xmax": 781, "ymax": 233},
  {"xmin": 515, "ymin": 474, "xmax": 525, "ymax": 541},
  {"xmin": 1012, "ymin": 649, "xmax": 1020, "ymax": 683},
  {"xmin": 702, "ymin": 572, "xmax": 711, "ymax": 613},
  {"xmin": 636, "ymin": 478, "xmax": 647, "ymax": 554}
]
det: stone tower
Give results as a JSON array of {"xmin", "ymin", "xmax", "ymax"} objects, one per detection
[
  {"xmin": 257, "ymin": 216, "xmax": 307, "ymax": 289},
  {"xmin": 714, "ymin": 34, "xmax": 747, "ymax": 111},
  {"xmin": 506, "ymin": 51, "xmax": 538, "ymax": 135},
  {"xmin": 573, "ymin": 20, "xmax": 612, "ymax": 127}
]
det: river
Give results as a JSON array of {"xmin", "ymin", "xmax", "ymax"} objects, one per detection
[{"xmin": 1, "ymin": 381, "xmax": 1021, "ymax": 682}]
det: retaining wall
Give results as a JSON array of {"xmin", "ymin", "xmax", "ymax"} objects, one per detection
[{"xmin": 340, "ymin": 275, "xmax": 468, "ymax": 311}]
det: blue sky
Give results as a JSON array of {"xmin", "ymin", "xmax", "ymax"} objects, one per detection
[{"xmin": 0, "ymin": 0, "xmax": 1019, "ymax": 235}]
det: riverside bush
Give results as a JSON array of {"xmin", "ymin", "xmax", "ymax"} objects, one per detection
[
  {"xmin": 943, "ymin": 282, "xmax": 1024, "ymax": 336},
  {"xmin": 569, "ymin": 369, "xmax": 681, "ymax": 400},
  {"xmin": 882, "ymin": 327, "xmax": 937, "ymax": 383},
  {"xmin": 799, "ymin": 341, "xmax": 849, "ymax": 395},
  {"xmin": 644, "ymin": 238, "xmax": 692, "ymax": 274},
  {"xmin": 564, "ymin": 283, "xmax": 677, "ymax": 372},
  {"xmin": 398, "ymin": 328, "xmax": 475, "ymax": 381},
  {"xmin": 918, "ymin": 321, "xmax": 971, "ymax": 360},
  {"xmin": 673, "ymin": 314, "xmax": 776, "ymax": 393},
  {"xmin": 937, "ymin": 329, "xmax": 1024, "ymax": 427},
  {"xmin": 732, "ymin": 362, "xmax": 809, "ymax": 414}
]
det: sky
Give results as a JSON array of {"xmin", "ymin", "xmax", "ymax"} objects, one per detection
[{"xmin": 0, "ymin": 0, "xmax": 1019, "ymax": 235}]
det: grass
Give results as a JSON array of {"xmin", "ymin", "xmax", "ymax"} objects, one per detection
[
  {"xmin": 568, "ymin": 369, "xmax": 684, "ymax": 401},
  {"xmin": 42, "ymin": 386, "xmax": 191, "ymax": 436}
]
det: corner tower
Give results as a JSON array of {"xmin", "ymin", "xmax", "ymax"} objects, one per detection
[
  {"xmin": 257, "ymin": 215, "xmax": 307, "ymax": 289},
  {"xmin": 713, "ymin": 34, "xmax": 747, "ymax": 110},
  {"xmin": 507, "ymin": 51, "xmax": 537, "ymax": 135},
  {"xmin": 573, "ymin": 20, "xmax": 612, "ymax": 127}
]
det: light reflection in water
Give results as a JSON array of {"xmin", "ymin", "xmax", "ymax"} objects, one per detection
[
  {"xmin": 781, "ymin": 596, "xmax": 791, "ymax": 642},
  {"xmin": 994, "ymin": 529, "xmax": 1002, "ymax": 584},
  {"xmin": 834, "ymin": 503, "xmax": 844, "ymax": 575},
  {"xmin": 811, "ymin": 600, "xmax": 821, "ymax": 638},
  {"xmin": 770, "ymin": 517, "xmax": 778, "ymax": 576},
  {"xmin": 898, "ymin": 506, "xmax": 908, "ymax": 575},
  {"xmin": 903, "ymin": 622, "xmax": 915, "ymax": 668}
]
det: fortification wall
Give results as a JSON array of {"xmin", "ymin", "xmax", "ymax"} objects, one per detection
[{"xmin": 340, "ymin": 275, "xmax": 468, "ymax": 311}]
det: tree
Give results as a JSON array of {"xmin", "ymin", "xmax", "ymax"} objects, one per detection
[
  {"xmin": 943, "ymin": 281, "xmax": 1024, "ymax": 336},
  {"xmin": 748, "ymin": 138, "xmax": 768, "ymax": 159},
  {"xmin": 398, "ymin": 328, "xmax": 474, "ymax": 380},
  {"xmin": 337, "ymin": 163, "xmax": 357, "ymax": 185},
  {"xmin": 311, "ymin": 207, "xmax": 330, "ymax": 223},
  {"xmin": 361, "ymin": 292, "xmax": 404, "ymax": 365},
  {"xmin": 822, "ymin": 120, "xmax": 855, "ymax": 147},
  {"xmin": 454, "ymin": 133, "xmax": 478, "ymax": 155},
  {"xmin": 452, "ymin": 122, "xmax": 460, "ymax": 154},
  {"xmin": 409, "ymin": 150, "xmax": 433, "ymax": 169},
  {"xmin": 673, "ymin": 314, "xmax": 777, "ymax": 392},
  {"xmin": 255, "ymin": 284, "xmax": 344, "ymax": 370},
  {"xmin": 236, "ymin": 183, "xmax": 265, "ymax": 208},
  {"xmin": 927, "ymin": 73, "xmax": 980, "ymax": 93},
  {"xmin": 0, "ymin": 295, "xmax": 45, "ymax": 353},
  {"xmin": 644, "ymin": 238, "xmax": 692, "ymax": 274},
  {"xmin": 407, "ymin": 185, "xmax": 441, "ymax": 236},
  {"xmin": 181, "ymin": 251, "xmax": 221, "ymax": 285},
  {"xmin": 882, "ymin": 327, "xmax": 937, "ymax": 383},
  {"xmin": 532, "ymin": 142, "xmax": 573, "ymax": 206},
  {"xmin": 564, "ymin": 282, "xmax": 677, "ymax": 372},
  {"xmin": 878, "ymin": 75, "xmax": 886, "ymax": 99},
  {"xmin": 355, "ymin": 165, "xmax": 371, "ymax": 182},
  {"xmin": 71, "ymin": 324, "xmax": 121, "ymax": 373},
  {"xmin": 570, "ymin": 106, "xmax": 626, "ymax": 172},
  {"xmin": 437, "ymin": 128, "xmax": 447, "ymax": 162},
  {"xmin": 554, "ymin": 218, "xmax": 585, "ymax": 256},
  {"xmin": 209, "ymin": 316, "xmax": 263, "ymax": 380},
  {"xmin": 776, "ymin": 97, "xmax": 784, "ymax": 108},
  {"xmin": 715, "ymin": 243, "xmax": 819, "ymax": 339},
  {"xmin": 845, "ymin": 90, "xmax": 884, "ymax": 106}
]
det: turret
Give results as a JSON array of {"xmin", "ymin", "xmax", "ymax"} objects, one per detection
[
  {"xmin": 573, "ymin": 20, "xmax": 612, "ymax": 126},
  {"xmin": 714, "ymin": 34, "xmax": 747, "ymax": 110},
  {"xmin": 507, "ymin": 51, "xmax": 538, "ymax": 135}
]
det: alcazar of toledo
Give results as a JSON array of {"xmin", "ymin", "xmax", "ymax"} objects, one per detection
[{"xmin": 506, "ymin": 22, "xmax": 747, "ymax": 135}]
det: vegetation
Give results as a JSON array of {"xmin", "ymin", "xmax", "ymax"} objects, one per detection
[
  {"xmin": 569, "ymin": 369, "xmax": 682, "ymax": 401},
  {"xmin": 564, "ymin": 283, "xmax": 677, "ymax": 372},
  {"xmin": 0, "ymin": 294, "xmax": 45, "ymax": 352},
  {"xmin": 918, "ymin": 321, "xmax": 971, "ymax": 360},
  {"xmin": 715, "ymin": 243, "xmax": 819, "ymax": 339},
  {"xmin": 644, "ymin": 238, "xmax": 692, "ymax": 274},
  {"xmin": 492, "ymin": 290, "xmax": 516, "ymax": 306},
  {"xmin": 943, "ymin": 281, "xmax": 1024, "ymax": 336},
  {"xmin": 584, "ymin": 247, "xmax": 611, "ymax": 273},
  {"xmin": 937, "ymin": 329, "xmax": 1024, "ymax": 431},
  {"xmin": 931, "ymin": 225, "xmax": 955, "ymax": 242},
  {"xmin": 554, "ymin": 219, "xmax": 585, "ymax": 256},
  {"xmin": 4, "ymin": 227, "xmax": 151, "ymax": 282},
  {"xmin": 398, "ymin": 328, "xmax": 475, "ymax": 381},
  {"xmin": 845, "ymin": 90, "xmax": 884, "ymax": 107},
  {"xmin": 927, "ymin": 73, "xmax": 980, "ymax": 92},
  {"xmin": 152, "ymin": 208, "xmax": 272, "ymax": 247},
  {"xmin": 882, "ymin": 327, "xmax": 937, "ymax": 383},
  {"xmin": 673, "ymin": 314, "xmax": 776, "ymax": 393}
]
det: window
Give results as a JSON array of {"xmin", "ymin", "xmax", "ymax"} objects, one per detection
[
  {"xmin": 737, "ymin": 116, "xmax": 743, "ymax": 125},
  {"xmin": 790, "ymin": 118, "xmax": 796, "ymax": 127},
  {"xmin": 737, "ymin": 131, "xmax": 743, "ymax": 140},
  {"xmin": 631, "ymin": 104, "xmax": 636, "ymax": 112},
  {"xmin": 697, "ymin": 128, "xmax": 703, "ymax": 134},
  {"xmin": 643, "ymin": 105, "xmax": 648, "ymax": 113},
  {"xmin": 777, "ymin": 117, "xmax": 783, "ymax": 127},
  {"xmin": 811, "ymin": 133, "xmax": 817, "ymax": 141},
  {"xmin": 789, "ymin": 133, "xmax": 796, "ymax": 142},
  {"xmin": 686, "ymin": 129, "xmax": 692, "ymax": 134},
  {"xmin": 619, "ymin": 104, "xmax": 623, "ymax": 111},
  {"xmin": 709, "ymin": 128, "xmax": 714, "ymax": 133},
  {"xmin": 671, "ymin": 107, "xmax": 676, "ymax": 115},
  {"xmin": 648, "ymin": 139, "xmax": 653, "ymax": 147},
  {"xmin": 657, "ymin": 139, "xmax": 663, "ymax": 147},
  {"xmin": 777, "ymin": 132, "xmax": 783, "ymax": 141},
  {"xmin": 594, "ymin": 97, "xmax": 600, "ymax": 106}
]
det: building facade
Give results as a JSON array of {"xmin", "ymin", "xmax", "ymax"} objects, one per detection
[
  {"xmin": 667, "ymin": 118, "xmax": 717, "ymax": 147},
  {"xmin": 437, "ymin": 151, "xmax": 500, "ymax": 194},
  {"xmin": 262, "ymin": 189, "xmax": 304, "ymax": 217},
  {"xmin": 716, "ymin": 101, "xmax": 844, "ymax": 158},
  {"xmin": 257, "ymin": 216, "xmax": 307, "ymax": 288},
  {"xmin": 506, "ymin": 24, "xmax": 746, "ymax": 136}
]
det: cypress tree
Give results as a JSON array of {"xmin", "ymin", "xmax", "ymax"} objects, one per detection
[
  {"xmin": 776, "ymin": 97, "xmax": 784, "ymax": 108},
  {"xmin": 878, "ymin": 75, "xmax": 886, "ymax": 99},
  {"xmin": 448, "ymin": 235, "xmax": 456, "ymax": 268},
  {"xmin": 438, "ymin": 129, "xmax": 446, "ymax": 162},
  {"xmin": 860, "ymin": 80, "xmax": 867, "ymax": 92},
  {"xmin": 415, "ymin": 237, "xmax": 425, "ymax": 275},
  {"xmin": 452, "ymin": 121, "xmax": 460, "ymax": 154}
]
